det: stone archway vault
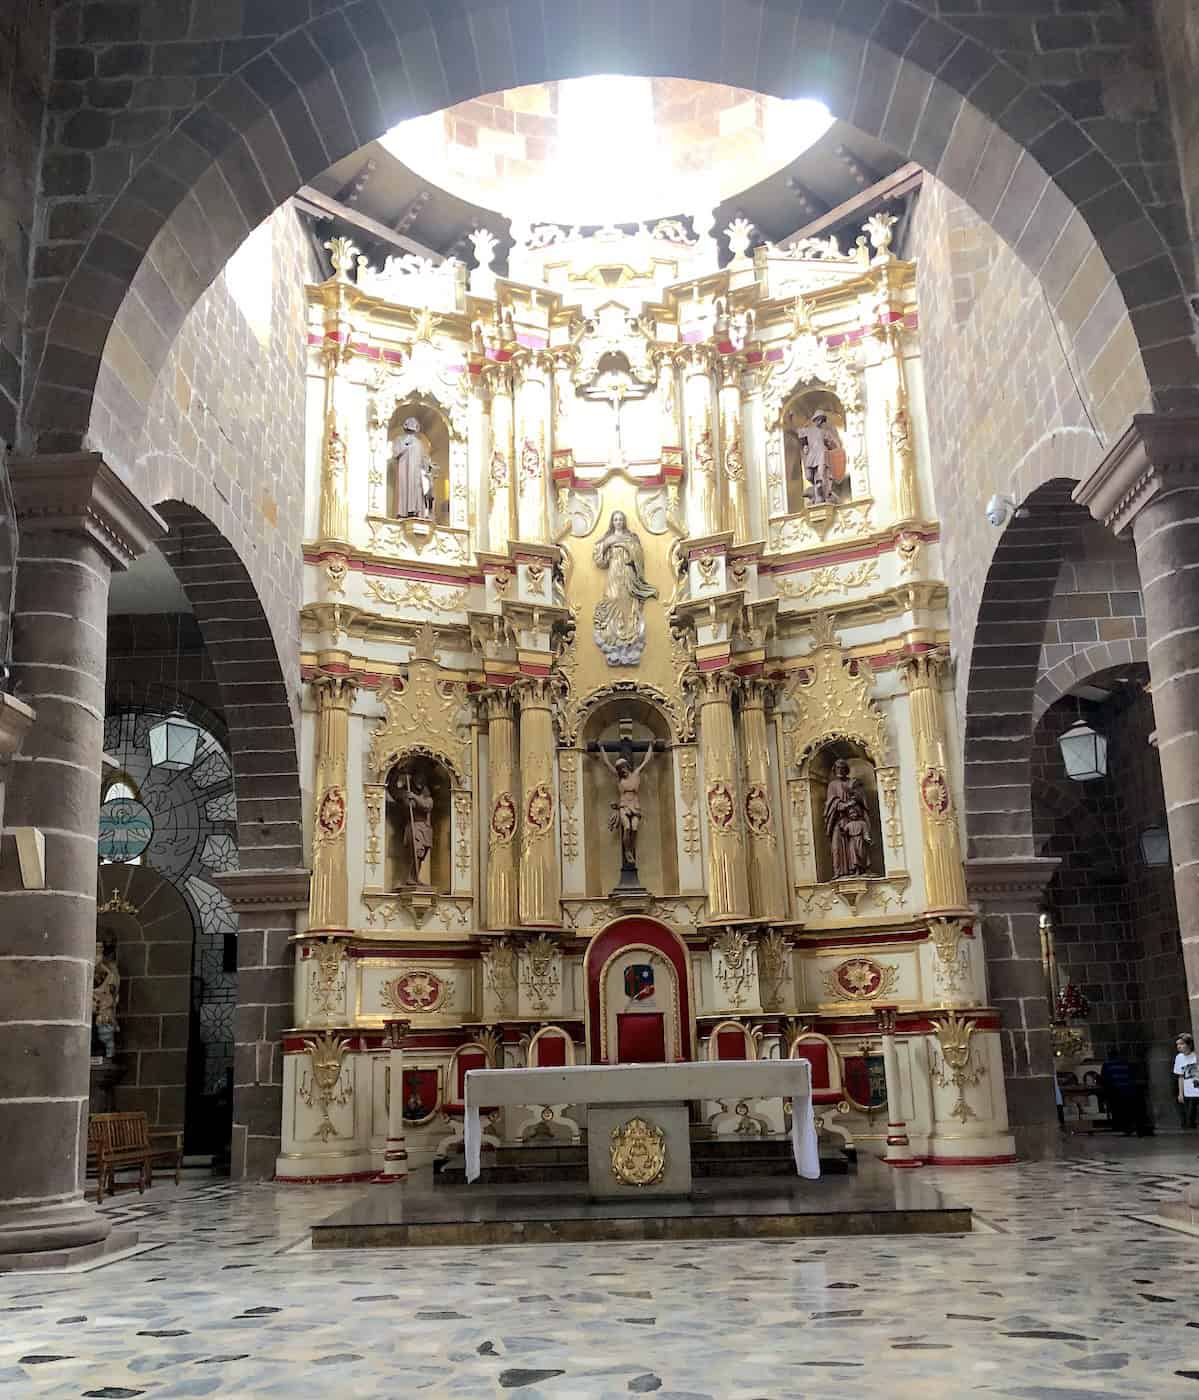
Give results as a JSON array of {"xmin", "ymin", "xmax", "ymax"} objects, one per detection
[{"xmin": 25, "ymin": 3, "xmax": 1196, "ymax": 482}]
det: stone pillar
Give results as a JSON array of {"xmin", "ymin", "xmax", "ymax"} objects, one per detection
[
  {"xmin": 719, "ymin": 357, "xmax": 750, "ymax": 542},
  {"xmin": 0, "ymin": 453, "xmax": 162, "ymax": 1267},
  {"xmin": 680, "ymin": 346, "xmax": 717, "ymax": 536},
  {"xmin": 1075, "ymin": 417, "xmax": 1199, "ymax": 1030},
  {"xmin": 485, "ymin": 363, "xmax": 514, "ymax": 553},
  {"xmin": 898, "ymin": 649, "xmax": 969, "ymax": 914},
  {"xmin": 876, "ymin": 1008, "xmax": 921, "ymax": 1168},
  {"xmin": 514, "ymin": 352, "xmax": 551, "ymax": 544},
  {"xmin": 375, "ymin": 1018, "xmax": 410, "ymax": 1184},
  {"xmin": 308, "ymin": 670, "xmax": 356, "ymax": 934},
  {"xmin": 965, "ymin": 856, "xmax": 1058, "ymax": 1152},
  {"xmin": 698, "ymin": 671, "xmax": 749, "ymax": 920},
  {"xmin": 216, "ymin": 868, "xmax": 310, "ymax": 1180},
  {"xmin": 740, "ymin": 679, "xmax": 785, "ymax": 919},
  {"xmin": 483, "ymin": 689, "xmax": 519, "ymax": 929},
  {"xmin": 517, "ymin": 679, "xmax": 560, "ymax": 927}
]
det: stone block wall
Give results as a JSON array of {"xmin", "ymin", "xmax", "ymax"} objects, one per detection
[
  {"xmin": 106, "ymin": 612, "xmax": 224, "ymax": 730},
  {"xmin": 1154, "ymin": 0, "xmax": 1199, "ymax": 281},
  {"xmin": 134, "ymin": 203, "xmax": 314, "ymax": 736},
  {"xmin": 0, "ymin": 0, "xmax": 49, "ymax": 447}
]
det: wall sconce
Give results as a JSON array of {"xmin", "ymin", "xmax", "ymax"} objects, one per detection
[
  {"xmin": 1139, "ymin": 826, "xmax": 1171, "ymax": 867},
  {"xmin": 1058, "ymin": 719, "xmax": 1107, "ymax": 781}
]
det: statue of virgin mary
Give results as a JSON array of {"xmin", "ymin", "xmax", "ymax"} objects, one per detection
[{"xmin": 592, "ymin": 510, "xmax": 658, "ymax": 665}]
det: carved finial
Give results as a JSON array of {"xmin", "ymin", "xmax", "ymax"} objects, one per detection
[
  {"xmin": 98, "ymin": 889, "xmax": 139, "ymax": 916},
  {"xmin": 324, "ymin": 236, "xmax": 360, "ymax": 281},
  {"xmin": 789, "ymin": 296, "xmax": 811, "ymax": 336},
  {"xmin": 865, "ymin": 211, "xmax": 897, "ymax": 262},
  {"xmin": 412, "ymin": 307, "xmax": 440, "ymax": 343},
  {"xmin": 469, "ymin": 228, "xmax": 499, "ymax": 269},
  {"xmin": 809, "ymin": 609, "xmax": 839, "ymax": 649},
  {"xmin": 725, "ymin": 216, "xmax": 755, "ymax": 264},
  {"xmin": 411, "ymin": 620, "xmax": 438, "ymax": 663}
]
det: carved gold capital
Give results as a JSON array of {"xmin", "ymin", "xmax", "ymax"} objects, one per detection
[
  {"xmin": 897, "ymin": 647, "xmax": 949, "ymax": 693},
  {"xmin": 312, "ymin": 671, "xmax": 358, "ymax": 711}
]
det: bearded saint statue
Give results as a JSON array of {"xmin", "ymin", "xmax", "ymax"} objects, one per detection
[
  {"xmin": 592, "ymin": 511, "xmax": 658, "ymax": 666},
  {"xmin": 823, "ymin": 758, "xmax": 873, "ymax": 879}
]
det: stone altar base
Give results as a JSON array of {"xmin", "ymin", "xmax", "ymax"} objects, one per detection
[
  {"xmin": 587, "ymin": 1102, "xmax": 690, "ymax": 1200},
  {"xmin": 311, "ymin": 1159, "xmax": 970, "ymax": 1249}
]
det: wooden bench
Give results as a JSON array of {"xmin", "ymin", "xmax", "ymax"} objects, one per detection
[{"xmin": 87, "ymin": 1112, "xmax": 183, "ymax": 1203}]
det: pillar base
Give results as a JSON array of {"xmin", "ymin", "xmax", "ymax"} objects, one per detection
[{"xmin": 0, "ymin": 1197, "xmax": 115, "ymax": 1270}]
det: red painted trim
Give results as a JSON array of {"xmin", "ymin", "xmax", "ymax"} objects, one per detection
[
  {"xmin": 799, "ymin": 928, "xmax": 929, "ymax": 949},
  {"xmin": 584, "ymin": 916, "xmax": 694, "ymax": 1063}
]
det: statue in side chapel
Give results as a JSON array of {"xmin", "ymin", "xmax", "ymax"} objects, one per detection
[
  {"xmin": 592, "ymin": 511, "xmax": 658, "ymax": 666},
  {"xmin": 392, "ymin": 416, "xmax": 434, "ymax": 519},
  {"xmin": 92, "ymin": 940, "xmax": 120, "ymax": 1059},
  {"xmin": 824, "ymin": 759, "xmax": 873, "ymax": 879},
  {"xmin": 797, "ymin": 411, "xmax": 846, "ymax": 506},
  {"xmin": 389, "ymin": 770, "xmax": 435, "ymax": 886}
]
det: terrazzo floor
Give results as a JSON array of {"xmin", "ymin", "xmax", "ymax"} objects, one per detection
[{"xmin": 3, "ymin": 1136, "xmax": 1199, "ymax": 1398}]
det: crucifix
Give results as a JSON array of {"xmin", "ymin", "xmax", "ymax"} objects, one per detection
[
  {"xmin": 599, "ymin": 373, "xmax": 631, "ymax": 468},
  {"xmin": 586, "ymin": 719, "xmax": 667, "ymax": 892}
]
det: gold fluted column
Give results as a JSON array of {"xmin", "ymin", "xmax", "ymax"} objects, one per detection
[
  {"xmin": 898, "ymin": 649, "xmax": 969, "ymax": 913},
  {"xmin": 698, "ymin": 671, "xmax": 750, "ymax": 920},
  {"xmin": 317, "ymin": 241, "xmax": 355, "ymax": 544},
  {"xmin": 514, "ymin": 351, "xmax": 551, "ymax": 544},
  {"xmin": 740, "ymin": 679, "xmax": 785, "ymax": 919},
  {"xmin": 680, "ymin": 345, "xmax": 717, "ymax": 536},
  {"xmin": 719, "ymin": 356, "xmax": 750, "ymax": 542},
  {"xmin": 516, "ymin": 678, "xmax": 561, "ymax": 926},
  {"xmin": 483, "ymin": 689, "xmax": 519, "ymax": 929},
  {"xmin": 309, "ymin": 670, "xmax": 357, "ymax": 932},
  {"xmin": 485, "ymin": 362, "xmax": 514, "ymax": 553}
]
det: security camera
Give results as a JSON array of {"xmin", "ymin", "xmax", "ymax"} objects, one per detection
[{"xmin": 986, "ymin": 493, "xmax": 1016, "ymax": 528}]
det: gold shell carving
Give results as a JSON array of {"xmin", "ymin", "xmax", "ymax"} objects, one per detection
[{"xmin": 610, "ymin": 1116, "xmax": 667, "ymax": 1187}]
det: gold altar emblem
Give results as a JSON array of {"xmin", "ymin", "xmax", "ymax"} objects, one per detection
[{"xmin": 610, "ymin": 1116, "xmax": 667, "ymax": 1187}]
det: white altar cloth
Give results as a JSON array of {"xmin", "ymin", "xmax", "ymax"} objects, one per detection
[{"xmin": 463, "ymin": 1060, "xmax": 820, "ymax": 1183}]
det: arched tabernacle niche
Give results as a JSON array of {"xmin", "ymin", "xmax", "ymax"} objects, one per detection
[{"xmin": 583, "ymin": 916, "xmax": 695, "ymax": 1065}]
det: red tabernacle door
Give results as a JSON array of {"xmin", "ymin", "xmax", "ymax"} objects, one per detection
[{"xmin": 616, "ymin": 1013, "xmax": 667, "ymax": 1064}]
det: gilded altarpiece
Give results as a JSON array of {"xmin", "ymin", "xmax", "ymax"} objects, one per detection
[{"xmin": 281, "ymin": 215, "xmax": 1014, "ymax": 1181}]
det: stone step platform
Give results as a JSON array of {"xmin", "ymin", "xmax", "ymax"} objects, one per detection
[{"xmin": 433, "ymin": 1134, "xmax": 852, "ymax": 1186}]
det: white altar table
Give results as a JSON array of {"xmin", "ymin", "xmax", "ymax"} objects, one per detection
[{"xmin": 463, "ymin": 1060, "xmax": 820, "ymax": 1185}]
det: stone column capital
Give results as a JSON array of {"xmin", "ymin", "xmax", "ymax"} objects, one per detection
[
  {"xmin": 8, "ymin": 451, "xmax": 165, "ymax": 570},
  {"xmin": 1073, "ymin": 414, "xmax": 1199, "ymax": 536},
  {"xmin": 213, "ymin": 868, "xmax": 311, "ymax": 912},
  {"xmin": 964, "ymin": 856, "xmax": 1059, "ymax": 911}
]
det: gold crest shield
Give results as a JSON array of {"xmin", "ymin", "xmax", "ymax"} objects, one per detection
[{"xmin": 610, "ymin": 1115, "xmax": 667, "ymax": 1186}]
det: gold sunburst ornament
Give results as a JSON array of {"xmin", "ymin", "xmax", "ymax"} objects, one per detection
[{"xmin": 610, "ymin": 1116, "xmax": 667, "ymax": 1186}]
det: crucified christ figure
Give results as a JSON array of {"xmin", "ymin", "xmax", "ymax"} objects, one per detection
[{"xmin": 588, "ymin": 734, "xmax": 664, "ymax": 875}]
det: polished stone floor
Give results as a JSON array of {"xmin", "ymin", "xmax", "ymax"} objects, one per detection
[{"xmin": 3, "ymin": 1136, "xmax": 1199, "ymax": 1398}]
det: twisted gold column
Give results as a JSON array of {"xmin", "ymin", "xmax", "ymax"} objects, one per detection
[
  {"xmin": 740, "ymin": 679, "xmax": 785, "ymax": 919},
  {"xmin": 517, "ymin": 679, "xmax": 561, "ymax": 926},
  {"xmin": 899, "ymin": 650, "xmax": 968, "ymax": 912},
  {"xmin": 699, "ymin": 671, "xmax": 749, "ymax": 920},
  {"xmin": 483, "ymin": 689, "xmax": 519, "ymax": 929},
  {"xmin": 309, "ymin": 671, "xmax": 357, "ymax": 932}
]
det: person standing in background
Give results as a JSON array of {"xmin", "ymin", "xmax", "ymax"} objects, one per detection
[{"xmin": 1174, "ymin": 1033, "xmax": 1199, "ymax": 1129}]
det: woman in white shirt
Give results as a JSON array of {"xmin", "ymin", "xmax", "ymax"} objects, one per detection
[{"xmin": 1174, "ymin": 1033, "xmax": 1199, "ymax": 1129}]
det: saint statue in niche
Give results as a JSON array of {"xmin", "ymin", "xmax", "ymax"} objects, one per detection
[
  {"xmin": 92, "ymin": 940, "xmax": 120, "ymax": 1059},
  {"xmin": 389, "ymin": 769, "xmax": 435, "ymax": 885},
  {"xmin": 592, "ymin": 511, "xmax": 658, "ymax": 665},
  {"xmin": 824, "ymin": 758, "xmax": 873, "ymax": 879},
  {"xmin": 392, "ymin": 416, "xmax": 434, "ymax": 519},
  {"xmin": 796, "ymin": 411, "xmax": 846, "ymax": 506}
]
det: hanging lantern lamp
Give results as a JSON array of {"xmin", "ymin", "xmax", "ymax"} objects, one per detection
[
  {"xmin": 149, "ymin": 715, "xmax": 200, "ymax": 771},
  {"xmin": 1058, "ymin": 719, "xmax": 1107, "ymax": 781}
]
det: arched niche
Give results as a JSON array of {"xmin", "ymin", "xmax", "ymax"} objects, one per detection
[
  {"xmin": 581, "ymin": 696, "xmax": 678, "ymax": 897},
  {"xmin": 385, "ymin": 753, "xmax": 454, "ymax": 892},
  {"xmin": 387, "ymin": 399, "xmax": 452, "ymax": 526},
  {"xmin": 782, "ymin": 386, "xmax": 850, "ymax": 515},
  {"xmin": 808, "ymin": 739, "xmax": 884, "ymax": 884}
]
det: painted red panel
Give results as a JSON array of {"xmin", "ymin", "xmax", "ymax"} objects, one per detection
[
  {"xmin": 617, "ymin": 1013, "xmax": 666, "ymax": 1064},
  {"xmin": 584, "ymin": 917, "xmax": 693, "ymax": 1062},
  {"xmin": 716, "ymin": 1029, "xmax": 748, "ymax": 1060},
  {"xmin": 534, "ymin": 1034, "xmax": 568, "ymax": 1068},
  {"xmin": 455, "ymin": 1049, "xmax": 488, "ymax": 1099},
  {"xmin": 793, "ymin": 1041, "xmax": 830, "ymax": 1089}
]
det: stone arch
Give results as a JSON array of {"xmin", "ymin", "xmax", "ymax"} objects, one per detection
[
  {"xmin": 26, "ymin": 5, "xmax": 1193, "ymax": 480},
  {"xmin": 962, "ymin": 477, "xmax": 1080, "ymax": 861},
  {"xmin": 1032, "ymin": 639, "xmax": 1149, "ymax": 727},
  {"xmin": 154, "ymin": 500, "xmax": 302, "ymax": 872}
]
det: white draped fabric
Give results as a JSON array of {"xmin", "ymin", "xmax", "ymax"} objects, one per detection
[{"xmin": 463, "ymin": 1060, "xmax": 820, "ymax": 1183}]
